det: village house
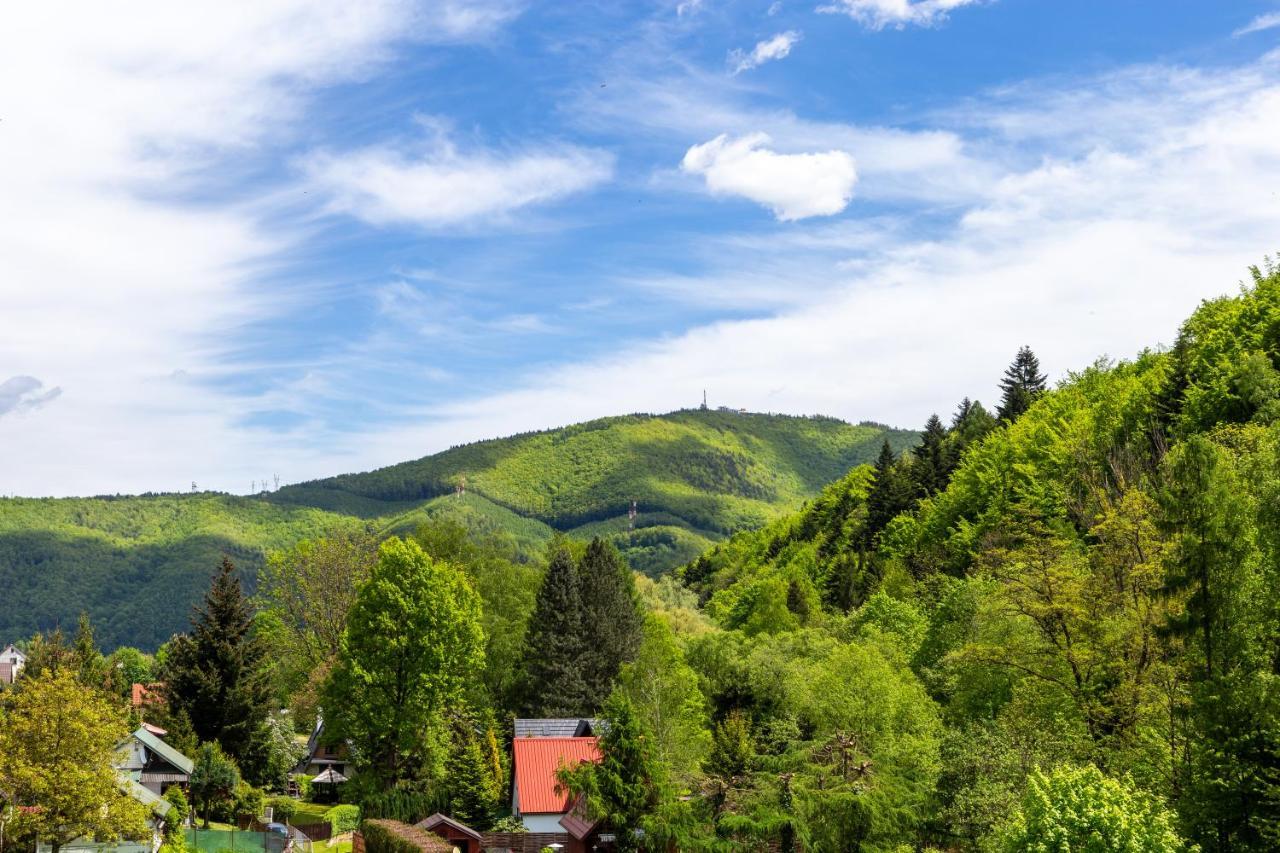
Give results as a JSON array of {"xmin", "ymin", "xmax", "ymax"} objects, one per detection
[
  {"xmin": 293, "ymin": 716, "xmax": 351, "ymax": 781},
  {"xmin": 510, "ymin": 736, "xmax": 602, "ymax": 834},
  {"xmin": 0, "ymin": 643, "xmax": 25, "ymax": 685},
  {"xmin": 116, "ymin": 725, "xmax": 194, "ymax": 797}
]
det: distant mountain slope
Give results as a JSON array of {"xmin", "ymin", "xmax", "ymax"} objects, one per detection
[{"xmin": 0, "ymin": 409, "xmax": 916, "ymax": 649}]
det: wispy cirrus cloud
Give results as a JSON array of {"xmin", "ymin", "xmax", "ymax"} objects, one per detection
[
  {"xmin": 302, "ymin": 126, "xmax": 614, "ymax": 229},
  {"xmin": 729, "ymin": 31, "xmax": 802, "ymax": 74},
  {"xmin": 0, "ymin": 0, "xmax": 522, "ymax": 496},
  {"xmin": 818, "ymin": 0, "xmax": 986, "ymax": 30},
  {"xmin": 1235, "ymin": 12, "xmax": 1280, "ymax": 37},
  {"xmin": 681, "ymin": 133, "xmax": 858, "ymax": 220}
]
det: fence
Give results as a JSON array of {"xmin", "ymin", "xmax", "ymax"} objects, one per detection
[
  {"xmin": 478, "ymin": 833, "xmax": 571, "ymax": 852},
  {"xmin": 186, "ymin": 827, "xmax": 289, "ymax": 853}
]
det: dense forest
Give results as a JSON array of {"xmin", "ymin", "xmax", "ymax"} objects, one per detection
[
  {"xmin": 9, "ymin": 264, "xmax": 1280, "ymax": 851},
  {"xmin": 0, "ymin": 411, "xmax": 914, "ymax": 650}
]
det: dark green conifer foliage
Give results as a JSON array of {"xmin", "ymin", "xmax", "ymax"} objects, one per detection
[
  {"xmin": 864, "ymin": 441, "xmax": 913, "ymax": 544},
  {"xmin": 163, "ymin": 558, "xmax": 273, "ymax": 776},
  {"xmin": 578, "ymin": 537, "xmax": 644, "ymax": 709},
  {"xmin": 912, "ymin": 414, "xmax": 950, "ymax": 496},
  {"xmin": 72, "ymin": 612, "xmax": 107, "ymax": 689},
  {"xmin": 949, "ymin": 397, "xmax": 997, "ymax": 457},
  {"xmin": 558, "ymin": 693, "xmax": 660, "ymax": 853},
  {"xmin": 444, "ymin": 715, "xmax": 497, "ymax": 827},
  {"xmin": 996, "ymin": 346, "xmax": 1049, "ymax": 422},
  {"xmin": 518, "ymin": 544, "xmax": 592, "ymax": 716}
]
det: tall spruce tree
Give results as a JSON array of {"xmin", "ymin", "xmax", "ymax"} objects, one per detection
[
  {"xmin": 578, "ymin": 537, "xmax": 644, "ymax": 708},
  {"xmin": 444, "ymin": 715, "xmax": 498, "ymax": 827},
  {"xmin": 912, "ymin": 414, "xmax": 950, "ymax": 496},
  {"xmin": 864, "ymin": 440, "xmax": 913, "ymax": 544},
  {"xmin": 997, "ymin": 346, "xmax": 1048, "ymax": 422},
  {"xmin": 518, "ymin": 543, "xmax": 592, "ymax": 716},
  {"xmin": 162, "ymin": 558, "xmax": 273, "ymax": 775}
]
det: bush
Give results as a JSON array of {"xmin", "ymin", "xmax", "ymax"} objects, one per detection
[
  {"xmin": 325, "ymin": 804, "xmax": 361, "ymax": 835},
  {"xmin": 360, "ymin": 819, "xmax": 452, "ymax": 853},
  {"xmin": 164, "ymin": 786, "xmax": 190, "ymax": 835},
  {"xmin": 359, "ymin": 783, "xmax": 446, "ymax": 825},
  {"xmin": 267, "ymin": 796, "xmax": 297, "ymax": 824},
  {"xmin": 228, "ymin": 782, "xmax": 264, "ymax": 822}
]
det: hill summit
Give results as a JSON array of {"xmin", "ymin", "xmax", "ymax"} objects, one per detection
[{"xmin": 0, "ymin": 408, "xmax": 916, "ymax": 649}]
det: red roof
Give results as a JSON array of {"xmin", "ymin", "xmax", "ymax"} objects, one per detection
[{"xmin": 513, "ymin": 736, "xmax": 601, "ymax": 815}]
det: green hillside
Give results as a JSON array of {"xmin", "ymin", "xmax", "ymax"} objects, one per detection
[
  {"xmin": 666, "ymin": 263, "xmax": 1280, "ymax": 849},
  {"xmin": 0, "ymin": 409, "xmax": 916, "ymax": 649}
]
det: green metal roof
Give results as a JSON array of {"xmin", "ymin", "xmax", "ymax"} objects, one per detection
[
  {"xmin": 131, "ymin": 727, "xmax": 195, "ymax": 775},
  {"xmin": 117, "ymin": 774, "xmax": 172, "ymax": 818}
]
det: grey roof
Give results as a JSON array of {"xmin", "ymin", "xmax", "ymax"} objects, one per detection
[
  {"xmin": 130, "ymin": 727, "xmax": 195, "ymax": 775},
  {"xmin": 513, "ymin": 718, "xmax": 602, "ymax": 738}
]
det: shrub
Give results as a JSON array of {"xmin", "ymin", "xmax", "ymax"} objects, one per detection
[
  {"xmin": 228, "ymin": 782, "xmax": 264, "ymax": 822},
  {"xmin": 325, "ymin": 804, "xmax": 361, "ymax": 835},
  {"xmin": 360, "ymin": 819, "xmax": 452, "ymax": 853},
  {"xmin": 267, "ymin": 796, "xmax": 297, "ymax": 824}
]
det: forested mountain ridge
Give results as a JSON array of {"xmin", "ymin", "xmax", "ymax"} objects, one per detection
[
  {"xmin": 668, "ymin": 261, "xmax": 1280, "ymax": 849},
  {"xmin": 0, "ymin": 409, "xmax": 915, "ymax": 650}
]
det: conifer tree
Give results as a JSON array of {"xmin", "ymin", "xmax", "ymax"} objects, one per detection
[
  {"xmin": 579, "ymin": 537, "xmax": 644, "ymax": 708},
  {"xmin": 518, "ymin": 543, "xmax": 592, "ymax": 716},
  {"xmin": 912, "ymin": 414, "xmax": 950, "ymax": 496},
  {"xmin": 162, "ymin": 558, "xmax": 273, "ymax": 775},
  {"xmin": 445, "ymin": 715, "xmax": 498, "ymax": 827},
  {"xmin": 72, "ymin": 612, "xmax": 107, "ymax": 689},
  {"xmin": 864, "ymin": 441, "xmax": 913, "ymax": 543},
  {"xmin": 996, "ymin": 346, "xmax": 1048, "ymax": 422},
  {"xmin": 557, "ymin": 693, "xmax": 660, "ymax": 853}
]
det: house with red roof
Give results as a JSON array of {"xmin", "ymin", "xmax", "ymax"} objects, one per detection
[{"xmin": 511, "ymin": 736, "xmax": 602, "ymax": 833}]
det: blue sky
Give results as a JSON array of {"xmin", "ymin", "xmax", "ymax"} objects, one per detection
[{"xmin": 3, "ymin": 0, "xmax": 1280, "ymax": 496}]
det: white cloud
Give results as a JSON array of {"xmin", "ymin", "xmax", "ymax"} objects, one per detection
[
  {"xmin": 681, "ymin": 133, "xmax": 858, "ymax": 220},
  {"xmin": 817, "ymin": 0, "xmax": 985, "ymax": 30},
  {"xmin": 347, "ymin": 56, "xmax": 1280, "ymax": 464},
  {"xmin": 0, "ymin": 1, "xmax": 520, "ymax": 496},
  {"xmin": 729, "ymin": 31, "xmax": 802, "ymax": 74},
  {"xmin": 1235, "ymin": 12, "xmax": 1280, "ymax": 37},
  {"xmin": 302, "ymin": 129, "xmax": 613, "ymax": 228},
  {"xmin": 0, "ymin": 377, "xmax": 62, "ymax": 417}
]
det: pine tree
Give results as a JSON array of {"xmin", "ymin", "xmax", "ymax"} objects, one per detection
[
  {"xmin": 578, "ymin": 538, "xmax": 644, "ymax": 709},
  {"xmin": 864, "ymin": 441, "xmax": 912, "ymax": 543},
  {"xmin": 997, "ymin": 346, "xmax": 1048, "ymax": 422},
  {"xmin": 73, "ymin": 612, "xmax": 107, "ymax": 689},
  {"xmin": 445, "ymin": 715, "xmax": 497, "ymax": 827},
  {"xmin": 557, "ymin": 693, "xmax": 660, "ymax": 853},
  {"xmin": 912, "ymin": 414, "xmax": 950, "ymax": 496},
  {"xmin": 162, "ymin": 558, "xmax": 273, "ymax": 776},
  {"xmin": 518, "ymin": 544, "xmax": 592, "ymax": 716}
]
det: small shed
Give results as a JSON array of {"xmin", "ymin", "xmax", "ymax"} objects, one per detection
[{"xmin": 415, "ymin": 814, "xmax": 482, "ymax": 853}]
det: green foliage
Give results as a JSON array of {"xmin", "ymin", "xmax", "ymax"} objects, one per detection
[
  {"xmin": 558, "ymin": 693, "xmax": 662, "ymax": 853},
  {"xmin": 358, "ymin": 789, "xmax": 446, "ymax": 827},
  {"xmin": 0, "ymin": 411, "xmax": 912, "ymax": 649},
  {"xmin": 324, "ymin": 804, "xmax": 361, "ymax": 835},
  {"xmin": 443, "ymin": 713, "xmax": 499, "ymax": 827},
  {"xmin": 993, "ymin": 764, "xmax": 1190, "ymax": 852},
  {"xmin": 189, "ymin": 742, "xmax": 242, "ymax": 828},
  {"xmin": 325, "ymin": 538, "xmax": 485, "ymax": 789},
  {"xmin": 0, "ymin": 670, "xmax": 152, "ymax": 851},
  {"xmin": 615, "ymin": 615, "xmax": 711, "ymax": 789},
  {"xmin": 165, "ymin": 786, "xmax": 191, "ymax": 834},
  {"xmin": 579, "ymin": 537, "xmax": 645, "ymax": 708},
  {"xmin": 266, "ymin": 796, "xmax": 296, "ymax": 824},
  {"xmin": 517, "ymin": 542, "xmax": 592, "ymax": 716},
  {"xmin": 996, "ymin": 345, "xmax": 1049, "ymax": 423},
  {"xmin": 162, "ymin": 558, "xmax": 274, "ymax": 782},
  {"xmin": 359, "ymin": 819, "xmax": 451, "ymax": 853}
]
